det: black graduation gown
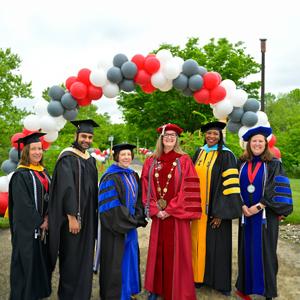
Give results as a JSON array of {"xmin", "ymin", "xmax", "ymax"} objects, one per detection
[
  {"xmin": 48, "ymin": 150, "xmax": 98, "ymax": 300},
  {"xmin": 8, "ymin": 167, "xmax": 51, "ymax": 300},
  {"xmin": 236, "ymin": 158, "xmax": 293, "ymax": 298},
  {"xmin": 192, "ymin": 148, "xmax": 243, "ymax": 293},
  {"xmin": 98, "ymin": 170, "xmax": 147, "ymax": 300}
]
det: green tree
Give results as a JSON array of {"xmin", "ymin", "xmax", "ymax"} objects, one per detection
[
  {"xmin": 0, "ymin": 48, "xmax": 32, "ymax": 175},
  {"xmin": 118, "ymin": 38, "xmax": 261, "ymax": 147}
]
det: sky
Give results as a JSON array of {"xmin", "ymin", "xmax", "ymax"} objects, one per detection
[{"xmin": 1, "ymin": 0, "xmax": 299, "ymax": 123}]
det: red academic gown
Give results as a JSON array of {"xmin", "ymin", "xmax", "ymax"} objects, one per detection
[{"xmin": 141, "ymin": 151, "xmax": 201, "ymax": 300}]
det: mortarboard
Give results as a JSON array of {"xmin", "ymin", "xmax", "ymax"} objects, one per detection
[
  {"xmin": 70, "ymin": 119, "xmax": 99, "ymax": 134},
  {"xmin": 112, "ymin": 143, "xmax": 136, "ymax": 153},
  {"xmin": 17, "ymin": 132, "xmax": 46, "ymax": 158},
  {"xmin": 156, "ymin": 123, "xmax": 183, "ymax": 135},
  {"xmin": 242, "ymin": 126, "xmax": 272, "ymax": 142},
  {"xmin": 200, "ymin": 121, "xmax": 226, "ymax": 133}
]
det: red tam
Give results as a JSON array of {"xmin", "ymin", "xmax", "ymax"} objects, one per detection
[{"xmin": 156, "ymin": 123, "xmax": 183, "ymax": 135}]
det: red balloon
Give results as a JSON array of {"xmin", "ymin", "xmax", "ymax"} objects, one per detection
[
  {"xmin": 70, "ymin": 81, "xmax": 88, "ymax": 100},
  {"xmin": 141, "ymin": 82, "xmax": 156, "ymax": 94},
  {"xmin": 94, "ymin": 148, "xmax": 101, "ymax": 155},
  {"xmin": 203, "ymin": 72, "xmax": 221, "ymax": 90},
  {"xmin": 77, "ymin": 68, "xmax": 91, "ymax": 85},
  {"xmin": 134, "ymin": 69, "xmax": 151, "ymax": 85},
  {"xmin": 77, "ymin": 97, "xmax": 92, "ymax": 107},
  {"xmin": 11, "ymin": 132, "xmax": 25, "ymax": 149},
  {"xmin": 209, "ymin": 85, "xmax": 227, "ymax": 104},
  {"xmin": 87, "ymin": 85, "xmax": 103, "ymax": 100},
  {"xmin": 269, "ymin": 146, "xmax": 281, "ymax": 159},
  {"xmin": 144, "ymin": 56, "xmax": 160, "ymax": 74},
  {"xmin": 131, "ymin": 54, "xmax": 145, "ymax": 70},
  {"xmin": 66, "ymin": 76, "xmax": 77, "ymax": 90},
  {"xmin": 0, "ymin": 192, "xmax": 8, "ymax": 216},
  {"xmin": 40, "ymin": 137, "xmax": 51, "ymax": 150},
  {"xmin": 193, "ymin": 88, "xmax": 210, "ymax": 104},
  {"xmin": 268, "ymin": 134, "xmax": 277, "ymax": 148}
]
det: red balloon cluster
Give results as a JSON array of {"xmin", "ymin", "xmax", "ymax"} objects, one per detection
[
  {"xmin": 139, "ymin": 147, "xmax": 151, "ymax": 155},
  {"xmin": 66, "ymin": 68, "xmax": 103, "ymax": 106},
  {"xmin": 193, "ymin": 72, "xmax": 226, "ymax": 105},
  {"xmin": 0, "ymin": 192, "xmax": 8, "ymax": 216},
  {"xmin": 268, "ymin": 134, "xmax": 281, "ymax": 159},
  {"xmin": 132, "ymin": 54, "xmax": 159, "ymax": 94}
]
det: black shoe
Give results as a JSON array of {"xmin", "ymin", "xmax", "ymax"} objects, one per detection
[
  {"xmin": 148, "ymin": 293, "xmax": 158, "ymax": 300},
  {"xmin": 219, "ymin": 290, "xmax": 231, "ymax": 296},
  {"xmin": 194, "ymin": 282, "xmax": 204, "ymax": 289},
  {"xmin": 265, "ymin": 298, "xmax": 272, "ymax": 300}
]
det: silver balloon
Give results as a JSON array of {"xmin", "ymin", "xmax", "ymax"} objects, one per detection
[
  {"xmin": 197, "ymin": 66, "xmax": 207, "ymax": 76},
  {"xmin": 188, "ymin": 74, "xmax": 203, "ymax": 91},
  {"xmin": 182, "ymin": 88, "xmax": 193, "ymax": 97},
  {"xmin": 121, "ymin": 61, "xmax": 138, "ymax": 79},
  {"xmin": 241, "ymin": 111, "xmax": 259, "ymax": 127},
  {"xmin": 113, "ymin": 53, "xmax": 128, "ymax": 67},
  {"xmin": 48, "ymin": 85, "xmax": 65, "ymax": 101},
  {"xmin": 47, "ymin": 101, "xmax": 65, "ymax": 117},
  {"xmin": 228, "ymin": 107, "xmax": 244, "ymax": 122},
  {"xmin": 107, "ymin": 67, "xmax": 123, "ymax": 84},
  {"xmin": 61, "ymin": 92, "xmax": 78, "ymax": 110},
  {"xmin": 243, "ymin": 98, "xmax": 260, "ymax": 112},
  {"xmin": 182, "ymin": 59, "xmax": 199, "ymax": 76},
  {"xmin": 173, "ymin": 74, "xmax": 188, "ymax": 90},
  {"xmin": 227, "ymin": 120, "xmax": 242, "ymax": 133},
  {"xmin": 9, "ymin": 148, "xmax": 19, "ymax": 163},
  {"xmin": 63, "ymin": 108, "xmax": 78, "ymax": 121},
  {"xmin": 1, "ymin": 159, "xmax": 17, "ymax": 174},
  {"xmin": 119, "ymin": 79, "xmax": 136, "ymax": 92}
]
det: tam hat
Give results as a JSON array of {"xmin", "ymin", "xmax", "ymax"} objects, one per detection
[
  {"xmin": 200, "ymin": 121, "xmax": 226, "ymax": 133},
  {"xmin": 242, "ymin": 126, "xmax": 272, "ymax": 142},
  {"xmin": 70, "ymin": 119, "xmax": 99, "ymax": 134},
  {"xmin": 112, "ymin": 143, "xmax": 136, "ymax": 153},
  {"xmin": 156, "ymin": 123, "xmax": 183, "ymax": 136},
  {"xmin": 17, "ymin": 132, "xmax": 46, "ymax": 158}
]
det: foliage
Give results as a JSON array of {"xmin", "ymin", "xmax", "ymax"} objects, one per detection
[
  {"xmin": 0, "ymin": 48, "xmax": 32, "ymax": 175},
  {"xmin": 284, "ymin": 179, "xmax": 300, "ymax": 224},
  {"xmin": 0, "ymin": 217, "xmax": 9, "ymax": 229},
  {"xmin": 118, "ymin": 37, "xmax": 261, "ymax": 147}
]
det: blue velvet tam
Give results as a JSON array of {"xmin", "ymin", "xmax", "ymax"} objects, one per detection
[{"xmin": 242, "ymin": 126, "xmax": 272, "ymax": 142}]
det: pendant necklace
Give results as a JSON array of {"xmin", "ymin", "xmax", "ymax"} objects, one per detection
[
  {"xmin": 154, "ymin": 160, "xmax": 177, "ymax": 210},
  {"xmin": 247, "ymin": 160, "xmax": 262, "ymax": 193}
]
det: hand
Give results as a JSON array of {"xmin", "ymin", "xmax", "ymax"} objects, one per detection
[
  {"xmin": 67, "ymin": 215, "xmax": 80, "ymax": 234},
  {"xmin": 161, "ymin": 211, "xmax": 170, "ymax": 220},
  {"xmin": 156, "ymin": 211, "xmax": 170, "ymax": 220},
  {"xmin": 242, "ymin": 205, "xmax": 252, "ymax": 217},
  {"xmin": 40, "ymin": 215, "xmax": 48, "ymax": 230},
  {"xmin": 210, "ymin": 217, "xmax": 221, "ymax": 229},
  {"xmin": 248, "ymin": 203, "xmax": 265, "ymax": 215}
]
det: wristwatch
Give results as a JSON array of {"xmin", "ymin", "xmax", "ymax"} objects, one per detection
[{"xmin": 256, "ymin": 204, "xmax": 262, "ymax": 211}]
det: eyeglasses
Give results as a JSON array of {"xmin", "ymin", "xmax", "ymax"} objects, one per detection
[{"xmin": 163, "ymin": 133, "xmax": 177, "ymax": 139}]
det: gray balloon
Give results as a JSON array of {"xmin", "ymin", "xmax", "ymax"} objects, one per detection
[
  {"xmin": 182, "ymin": 59, "xmax": 199, "ymax": 76},
  {"xmin": 121, "ymin": 61, "xmax": 138, "ymax": 79},
  {"xmin": 107, "ymin": 67, "xmax": 123, "ymax": 84},
  {"xmin": 173, "ymin": 74, "xmax": 188, "ymax": 90},
  {"xmin": 9, "ymin": 148, "xmax": 19, "ymax": 163},
  {"xmin": 182, "ymin": 88, "xmax": 193, "ymax": 97},
  {"xmin": 87, "ymin": 148, "xmax": 94, "ymax": 154},
  {"xmin": 243, "ymin": 98, "xmax": 260, "ymax": 112},
  {"xmin": 227, "ymin": 120, "xmax": 242, "ymax": 133},
  {"xmin": 188, "ymin": 74, "xmax": 203, "ymax": 91},
  {"xmin": 63, "ymin": 108, "xmax": 78, "ymax": 121},
  {"xmin": 113, "ymin": 53, "xmax": 128, "ymax": 68},
  {"xmin": 48, "ymin": 85, "xmax": 65, "ymax": 101},
  {"xmin": 119, "ymin": 79, "xmax": 136, "ymax": 92},
  {"xmin": 1, "ymin": 159, "xmax": 17, "ymax": 174},
  {"xmin": 241, "ymin": 111, "xmax": 259, "ymax": 127},
  {"xmin": 47, "ymin": 100, "xmax": 65, "ymax": 117},
  {"xmin": 61, "ymin": 92, "xmax": 78, "ymax": 110},
  {"xmin": 228, "ymin": 107, "xmax": 244, "ymax": 122},
  {"xmin": 197, "ymin": 66, "xmax": 207, "ymax": 76}
]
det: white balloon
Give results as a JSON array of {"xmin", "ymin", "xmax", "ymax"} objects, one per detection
[
  {"xmin": 53, "ymin": 116, "xmax": 67, "ymax": 131},
  {"xmin": 159, "ymin": 80, "xmax": 173, "ymax": 92},
  {"xmin": 156, "ymin": 49, "xmax": 173, "ymax": 64},
  {"xmin": 256, "ymin": 111, "xmax": 269, "ymax": 125},
  {"xmin": 7, "ymin": 172, "xmax": 14, "ymax": 182},
  {"xmin": 162, "ymin": 58, "xmax": 182, "ymax": 80},
  {"xmin": 151, "ymin": 71, "xmax": 167, "ymax": 89},
  {"xmin": 238, "ymin": 125, "xmax": 250, "ymax": 140},
  {"xmin": 173, "ymin": 56, "xmax": 184, "ymax": 69},
  {"xmin": 23, "ymin": 114, "xmax": 41, "ymax": 131},
  {"xmin": 103, "ymin": 82, "xmax": 119, "ymax": 98},
  {"xmin": 220, "ymin": 79, "xmax": 236, "ymax": 98},
  {"xmin": 90, "ymin": 69, "xmax": 107, "ymax": 87},
  {"xmin": 39, "ymin": 115, "xmax": 58, "ymax": 133},
  {"xmin": 34, "ymin": 99, "xmax": 49, "ymax": 116},
  {"xmin": 229, "ymin": 89, "xmax": 248, "ymax": 107},
  {"xmin": 212, "ymin": 99, "xmax": 233, "ymax": 119},
  {"xmin": 44, "ymin": 131, "xmax": 59, "ymax": 143},
  {"xmin": 0, "ymin": 176, "xmax": 9, "ymax": 192}
]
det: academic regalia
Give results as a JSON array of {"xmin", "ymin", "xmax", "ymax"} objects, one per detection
[
  {"xmin": 141, "ymin": 151, "xmax": 201, "ymax": 300},
  {"xmin": 9, "ymin": 165, "xmax": 51, "ymax": 300},
  {"xmin": 236, "ymin": 157, "xmax": 293, "ymax": 298},
  {"xmin": 48, "ymin": 147, "xmax": 98, "ymax": 300},
  {"xmin": 191, "ymin": 144, "xmax": 242, "ymax": 293},
  {"xmin": 96, "ymin": 163, "xmax": 147, "ymax": 300}
]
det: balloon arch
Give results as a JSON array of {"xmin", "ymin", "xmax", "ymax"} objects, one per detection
[{"xmin": 0, "ymin": 49, "xmax": 280, "ymax": 216}]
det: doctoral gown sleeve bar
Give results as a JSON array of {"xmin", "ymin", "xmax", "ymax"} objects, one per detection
[{"xmin": 260, "ymin": 159, "xmax": 293, "ymax": 216}]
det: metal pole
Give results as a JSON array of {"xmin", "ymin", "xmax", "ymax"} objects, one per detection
[{"xmin": 260, "ymin": 38, "xmax": 267, "ymax": 112}]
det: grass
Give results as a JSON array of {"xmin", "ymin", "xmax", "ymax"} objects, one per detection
[
  {"xmin": 284, "ymin": 178, "xmax": 300, "ymax": 224},
  {"xmin": 0, "ymin": 217, "xmax": 9, "ymax": 229}
]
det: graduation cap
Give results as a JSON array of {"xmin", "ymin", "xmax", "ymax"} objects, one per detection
[
  {"xmin": 156, "ymin": 123, "xmax": 183, "ymax": 135},
  {"xmin": 70, "ymin": 119, "xmax": 99, "ymax": 134},
  {"xmin": 17, "ymin": 132, "xmax": 46, "ymax": 158},
  {"xmin": 200, "ymin": 121, "xmax": 226, "ymax": 133},
  {"xmin": 242, "ymin": 126, "xmax": 272, "ymax": 142},
  {"xmin": 112, "ymin": 143, "xmax": 136, "ymax": 153}
]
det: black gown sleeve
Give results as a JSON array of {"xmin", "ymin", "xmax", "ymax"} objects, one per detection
[
  {"xmin": 98, "ymin": 173, "xmax": 140, "ymax": 235},
  {"xmin": 192, "ymin": 148, "xmax": 201, "ymax": 164},
  {"xmin": 133, "ymin": 172, "xmax": 148, "ymax": 227},
  {"xmin": 260, "ymin": 159, "xmax": 293, "ymax": 216}
]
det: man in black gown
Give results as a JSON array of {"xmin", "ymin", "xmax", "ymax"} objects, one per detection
[{"xmin": 48, "ymin": 119, "xmax": 99, "ymax": 300}]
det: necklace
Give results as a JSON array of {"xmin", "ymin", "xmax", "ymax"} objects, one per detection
[
  {"xmin": 154, "ymin": 160, "xmax": 177, "ymax": 210},
  {"xmin": 247, "ymin": 161, "xmax": 262, "ymax": 193}
]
